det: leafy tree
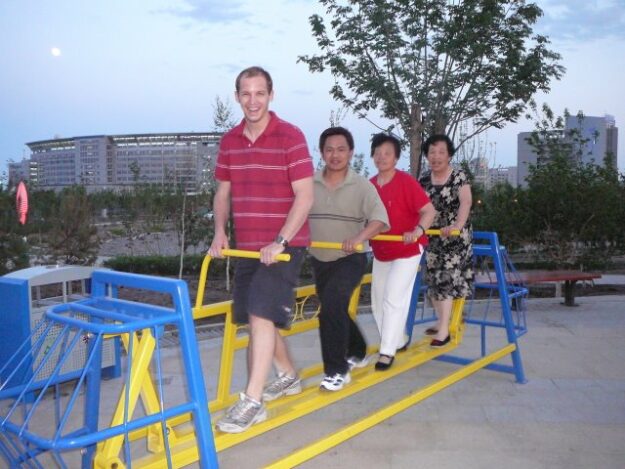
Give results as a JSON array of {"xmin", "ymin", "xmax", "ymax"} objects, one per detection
[
  {"xmin": 208, "ymin": 96, "xmax": 238, "ymax": 287},
  {"xmin": 48, "ymin": 186, "xmax": 100, "ymax": 265},
  {"xmin": 351, "ymin": 152, "xmax": 370, "ymax": 177},
  {"xmin": 212, "ymin": 96, "xmax": 238, "ymax": 133},
  {"xmin": 0, "ymin": 185, "xmax": 29, "ymax": 274},
  {"xmin": 207, "ymin": 96, "xmax": 237, "ymax": 196},
  {"xmin": 28, "ymin": 189, "xmax": 58, "ymax": 236},
  {"xmin": 299, "ymin": 0, "xmax": 564, "ymax": 176},
  {"xmin": 0, "ymin": 233, "xmax": 29, "ymax": 274},
  {"xmin": 523, "ymin": 106, "xmax": 625, "ymax": 268},
  {"xmin": 472, "ymin": 182, "xmax": 527, "ymax": 249},
  {"xmin": 129, "ymin": 160, "xmax": 141, "ymax": 183}
]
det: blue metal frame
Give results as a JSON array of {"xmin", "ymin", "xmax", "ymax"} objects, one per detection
[
  {"xmin": 0, "ymin": 270, "xmax": 218, "ymax": 468},
  {"xmin": 0, "ymin": 275, "xmax": 121, "ymax": 392},
  {"xmin": 405, "ymin": 231, "xmax": 528, "ymax": 384}
]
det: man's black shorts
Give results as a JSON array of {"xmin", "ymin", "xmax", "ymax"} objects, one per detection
[{"xmin": 232, "ymin": 247, "xmax": 306, "ymax": 329}]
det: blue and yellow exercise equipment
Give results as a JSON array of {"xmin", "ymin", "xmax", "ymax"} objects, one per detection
[{"xmin": 0, "ymin": 231, "xmax": 528, "ymax": 468}]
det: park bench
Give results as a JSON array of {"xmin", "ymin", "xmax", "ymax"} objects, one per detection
[{"xmin": 476, "ymin": 270, "xmax": 602, "ymax": 306}]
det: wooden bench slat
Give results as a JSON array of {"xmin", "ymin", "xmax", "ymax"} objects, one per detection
[{"xmin": 474, "ymin": 270, "xmax": 602, "ymax": 307}]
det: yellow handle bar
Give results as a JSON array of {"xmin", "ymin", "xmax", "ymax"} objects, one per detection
[
  {"xmin": 218, "ymin": 248, "xmax": 291, "ymax": 262},
  {"xmin": 372, "ymin": 229, "xmax": 460, "ymax": 242},
  {"xmin": 310, "ymin": 241, "xmax": 365, "ymax": 252}
]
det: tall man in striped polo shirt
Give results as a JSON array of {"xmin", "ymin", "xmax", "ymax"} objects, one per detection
[{"xmin": 208, "ymin": 66, "xmax": 314, "ymax": 433}]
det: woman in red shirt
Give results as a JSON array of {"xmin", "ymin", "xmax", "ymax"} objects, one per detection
[{"xmin": 370, "ymin": 134, "xmax": 436, "ymax": 370}]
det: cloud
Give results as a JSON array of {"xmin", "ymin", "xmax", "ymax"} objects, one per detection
[
  {"xmin": 161, "ymin": 0, "xmax": 249, "ymax": 24},
  {"xmin": 538, "ymin": 0, "xmax": 625, "ymax": 41},
  {"xmin": 220, "ymin": 63, "xmax": 244, "ymax": 74}
]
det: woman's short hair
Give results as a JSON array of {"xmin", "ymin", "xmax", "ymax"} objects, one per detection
[
  {"xmin": 370, "ymin": 133, "xmax": 401, "ymax": 160},
  {"xmin": 319, "ymin": 126, "xmax": 355, "ymax": 152},
  {"xmin": 422, "ymin": 134, "xmax": 455, "ymax": 157}
]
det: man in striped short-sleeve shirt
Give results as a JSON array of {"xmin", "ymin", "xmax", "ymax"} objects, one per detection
[{"xmin": 209, "ymin": 66, "xmax": 314, "ymax": 433}]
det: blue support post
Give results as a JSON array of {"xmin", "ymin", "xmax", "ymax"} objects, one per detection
[
  {"xmin": 482, "ymin": 232, "xmax": 527, "ymax": 383},
  {"xmin": 82, "ymin": 319, "xmax": 104, "ymax": 467},
  {"xmin": 404, "ymin": 231, "xmax": 528, "ymax": 383}
]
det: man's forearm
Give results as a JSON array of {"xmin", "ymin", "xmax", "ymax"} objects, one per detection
[
  {"xmin": 360, "ymin": 220, "xmax": 387, "ymax": 242},
  {"xmin": 212, "ymin": 188, "xmax": 231, "ymax": 236},
  {"xmin": 278, "ymin": 178, "xmax": 314, "ymax": 241},
  {"xmin": 279, "ymin": 195, "xmax": 313, "ymax": 241}
]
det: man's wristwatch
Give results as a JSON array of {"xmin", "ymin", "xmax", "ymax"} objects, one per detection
[{"xmin": 274, "ymin": 235, "xmax": 289, "ymax": 248}]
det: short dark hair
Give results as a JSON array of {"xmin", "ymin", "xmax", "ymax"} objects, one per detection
[
  {"xmin": 422, "ymin": 134, "xmax": 455, "ymax": 157},
  {"xmin": 235, "ymin": 66, "xmax": 273, "ymax": 94},
  {"xmin": 371, "ymin": 133, "xmax": 401, "ymax": 160},
  {"xmin": 319, "ymin": 126, "xmax": 355, "ymax": 153}
]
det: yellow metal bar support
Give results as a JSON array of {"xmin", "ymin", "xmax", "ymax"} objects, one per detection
[
  {"xmin": 195, "ymin": 250, "xmax": 291, "ymax": 309},
  {"xmin": 94, "ymin": 329, "xmax": 157, "ymax": 468},
  {"xmin": 214, "ymin": 316, "xmax": 238, "ymax": 408},
  {"xmin": 265, "ymin": 342, "xmax": 517, "ymax": 469},
  {"xmin": 449, "ymin": 297, "xmax": 465, "ymax": 340},
  {"xmin": 123, "ymin": 333, "xmax": 181, "ymax": 452}
]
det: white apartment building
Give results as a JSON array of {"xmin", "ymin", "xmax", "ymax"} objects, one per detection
[
  {"xmin": 10, "ymin": 132, "xmax": 222, "ymax": 193},
  {"xmin": 517, "ymin": 114, "xmax": 618, "ymax": 187}
]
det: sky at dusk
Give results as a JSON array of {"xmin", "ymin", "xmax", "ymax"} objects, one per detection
[{"xmin": 1, "ymin": 0, "xmax": 624, "ymax": 177}]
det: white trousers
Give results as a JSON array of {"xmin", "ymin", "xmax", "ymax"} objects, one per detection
[{"xmin": 371, "ymin": 253, "xmax": 422, "ymax": 356}]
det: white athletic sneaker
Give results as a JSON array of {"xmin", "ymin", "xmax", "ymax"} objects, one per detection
[
  {"xmin": 347, "ymin": 355, "xmax": 370, "ymax": 370},
  {"xmin": 319, "ymin": 372, "xmax": 351, "ymax": 392},
  {"xmin": 262, "ymin": 373, "xmax": 302, "ymax": 401},
  {"xmin": 216, "ymin": 393, "xmax": 267, "ymax": 433}
]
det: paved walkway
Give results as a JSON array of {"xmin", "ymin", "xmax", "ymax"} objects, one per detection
[
  {"xmin": 215, "ymin": 295, "xmax": 625, "ymax": 469},
  {"xmin": 594, "ymin": 274, "xmax": 625, "ymax": 285}
]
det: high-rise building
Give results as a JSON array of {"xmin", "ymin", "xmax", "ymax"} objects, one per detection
[
  {"xmin": 9, "ymin": 132, "xmax": 222, "ymax": 193},
  {"xmin": 517, "ymin": 114, "xmax": 618, "ymax": 187}
]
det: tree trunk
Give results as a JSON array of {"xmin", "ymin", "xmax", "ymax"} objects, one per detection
[{"xmin": 409, "ymin": 103, "xmax": 424, "ymax": 178}]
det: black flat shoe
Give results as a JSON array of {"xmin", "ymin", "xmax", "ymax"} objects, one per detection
[
  {"xmin": 430, "ymin": 335, "xmax": 450, "ymax": 348},
  {"xmin": 396, "ymin": 342, "xmax": 410, "ymax": 353},
  {"xmin": 425, "ymin": 327, "xmax": 438, "ymax": 336},
  {"xmin": 375, "ymin": 354, "xmax": 395, "ymax": 371}
]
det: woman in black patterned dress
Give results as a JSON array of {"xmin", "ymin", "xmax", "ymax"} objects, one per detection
[{"xmin": 419, "ymin": 135, "xmax": 473, "ymax": 347}]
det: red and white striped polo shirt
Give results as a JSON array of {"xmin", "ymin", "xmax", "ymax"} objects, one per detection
[{"xmin": 214, "ymin": 111, "xmax": 314, "ymax": 250}]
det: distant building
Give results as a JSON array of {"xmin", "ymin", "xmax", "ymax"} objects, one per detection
[
  {"xmin": 9, "ymin": 132, "xmax": 222, "ymax": 193},
  {"xmin": 517, "ymin": 114, "xmax": 618, "ymax": 187},
  {"xmin": 8, "ymin": 158, "xmax": 38, "ymax": 188},
  {"xmin": 468, "ymin": 156, "xmax": 490, "ymax": 188},
  {"xmin": 487, "ymin": 166, "xmax": 517, "ymax": 188}
]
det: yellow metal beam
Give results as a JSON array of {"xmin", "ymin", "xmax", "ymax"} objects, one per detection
[
  {"xmin": 130, "ymin": 333, "xmax": 462, "ymax": 468},
  {"xmin": 120, "ymin": 296, "xmax": 464, "ymax": 467},
  {"xmin": 266, "ymin": 343, "xmax": 517, "ymax": 469},
  {"xmin": 94, "ymin": 329, "xmax": 157, "ymax": 468}
]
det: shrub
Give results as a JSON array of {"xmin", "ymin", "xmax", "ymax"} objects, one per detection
[{"xmin": 103, "ymin": 254, "xmax": 229, "ymax": 277}]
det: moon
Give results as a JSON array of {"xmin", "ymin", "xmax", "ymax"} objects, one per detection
[{"xmin": 51, "ymin": 47, "xmax": 61, "ymax": 57}]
